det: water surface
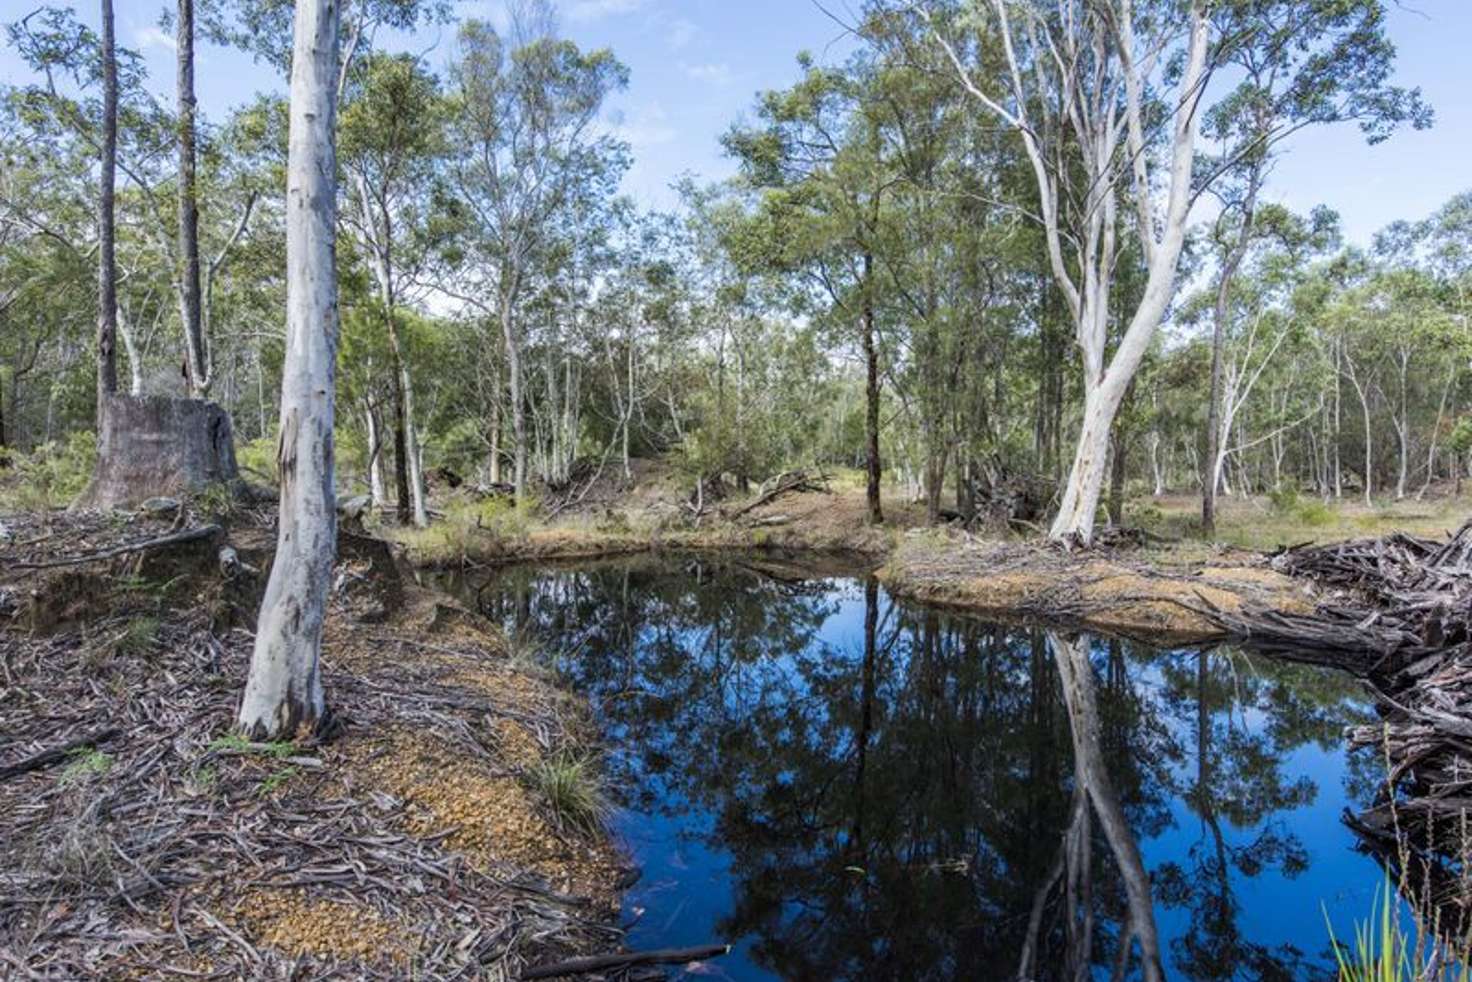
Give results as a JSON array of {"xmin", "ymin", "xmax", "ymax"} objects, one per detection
[{"xmin": 447, "ymin": 555, "xmax": 1383, "ymax": 980}]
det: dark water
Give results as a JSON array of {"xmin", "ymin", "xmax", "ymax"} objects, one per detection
[{"xmin": 442, "ymin": 555, "xmax": 1386, "ymax": 981}]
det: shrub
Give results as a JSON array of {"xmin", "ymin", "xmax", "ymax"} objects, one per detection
[
  {"xmin": 0, "ymin": 431, "xmax": 97, "ymax": 511},
  {"xmin": 1268, "ymin": 486, "xmax": 1301, "ymax": 514},
  {"xmin": 1295, "ymin": 500, "xmax": 1336, "ymax": 527},
  {"xmin": 237, "ymin": 434, "xmax": 279, "ymax": 485}
]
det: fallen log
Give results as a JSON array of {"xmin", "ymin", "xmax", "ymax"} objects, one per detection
[
  {"xmin": 0, "ymin": 727, "xmax": 121, "ymax": 782},
  {"xmin": 11, "ymin": 524, "xmax": 222, "ymax": 571},
  {"xmin": 729, "ymin": 470, "xmax": 826, "ymax": 520},
  {"xmin": 520, "ymin": 943, "xmax": 731, "ymax": 980}
]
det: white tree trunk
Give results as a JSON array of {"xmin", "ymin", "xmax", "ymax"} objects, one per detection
[
  {"xmin": 117, "ymin": 306, "xmax": 144, "ymax": 396},
  {"xmin": 365, "ymin": 403, "xmax": 386, "ymax": 507},
  {"xmin": 238, "ymin": 0, "xmax": 339, "ymax": 740}
]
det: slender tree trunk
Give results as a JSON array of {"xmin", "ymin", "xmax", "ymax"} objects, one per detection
[
  {"xmin": 96, "ymin": 0, "xmax": 119, "ymax": 421},
  {"xmin": 388, "ymin": 322, "xmax": 427, "ymax": 526},
  {"xmin": 500, "ymin": 284, "xmax": 527, "ymax": 502},
  {"xmin": 176, "ymin": 0, "xmax": 207, "ymax": 396},
  {"xmin": 1420, "ymin": 366, "xmax": 1456, "ymax": 500},
  {"xmin": 1201, "ymin": 176, "xmax": 1259, "ymax": 538},
  {"xmin": 117, "ymin": 306, "xmax": 144, "ymax": 396},
  {"xmin": 489, "ymin": 360, "xmax": 502, "ymax": 484},
  {"xmin": 862, "ymin": 252, "xmax": 883, "ymax": 525},
  {"xmin": 366, "ymin": 402, "xmax": 386, "ymax": 507},
  {"xmin": 239, "ymin": 0, "xmax": 339, "ymax": 740}
]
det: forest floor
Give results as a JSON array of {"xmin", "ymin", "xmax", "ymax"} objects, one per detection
[
  {"xmin": 0, "ymin": 505, "xmax": 632, "ymax": 980},
  {"xmin": 386, "ymin": 459, "xmax": 1472, "ymax": 642}
]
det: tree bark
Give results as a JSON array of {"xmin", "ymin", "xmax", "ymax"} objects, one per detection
[
  {"xmin": 239, "ymin": 0, "xmax": 339, "ymax": 741},
  {"xmin": 96, "ymin": 0, "xmax": 119, "ymax": 421},
  {"xmin": 862, "ymin": 251, "xmax": 883, "ymax": 525},
  {"xmin": 365, "ymin": 401, "xmax": 386, "ymax": 507},
  {"xmin": 176, "ymin": 0, "xmax": 207, "ymax": 396},
  {"xmin": 501, "ymin": 287, "xmax": 527, "ymax": 502}
]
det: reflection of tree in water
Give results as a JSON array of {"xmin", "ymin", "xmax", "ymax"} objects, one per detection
[{"xmin": 463, "ymin": 560, "xmax": 1370, "ymax": 980}]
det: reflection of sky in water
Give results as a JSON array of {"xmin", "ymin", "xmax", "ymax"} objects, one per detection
[{"xmin": 463, "ymin": 562, "xmax": 1383, "ymax": 981}]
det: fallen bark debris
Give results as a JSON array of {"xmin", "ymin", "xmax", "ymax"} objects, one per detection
[
  {"xmin": 521, "ymin": 942, "xmax": 731, "ymax": 979},
  {"xmin": 1199, "ymin": 519, "xmax": 1472, "ymax": 940},
  {"xmin": 10, "ymin": 523, "xmax": 221, "ymax": 571},
  {"xmin": 0, "ymin": 727, "xmax": 121, "ymax": 782}
]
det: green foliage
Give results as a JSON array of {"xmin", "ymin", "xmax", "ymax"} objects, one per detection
[
  {"xmin": 257, "ymin": 766, "xmax": 299, "ymax": 797},
  {"xmin": 1295, "ymin": 500, "xmax": 1336, "ymax": 528},
  {"xmin": 209, "ymin": 733, "xmax": 295, "ymax": 759},
  {"xmin": 112, "ymin": 616, "xmax": 160, "ymax": 659},
  {"xmin": 237, "ymin": 434, "xmax": 279, "ymax": 486},
  {"xmin": 0, "ymin": 431, "xmax": 96, "ymax": 511},
  {"xmin": 526, "ymin": 752, "xmax": 609, "ymax": 834},
  {"xmin": 1324, "ymin": 875, "xmax": 1470, "ymax": 982},
  {"xmin": 193, "ymin": 483, "xmax": 238, "ymax": 522}
]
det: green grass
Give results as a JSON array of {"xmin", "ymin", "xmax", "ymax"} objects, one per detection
[
  {"xmin": 1145, "ymin": 491, "xmax": 1468, "ymax": 553},
  {"xmin": 208, "ymin": 733, "xmax": 296, "ymax": 758},
  {"xmin": 113, "ymin": 616, "xmax": 160, "ymax": 658},
  {"xmin": 59, "ymin": 749, "xmax": 112, "ymax": 786},
  {"xmin": 1325, "ymin": 875, "xmax": 1472, "ymax": 981},
  {"xmin": 526, "ymin": 752, "xmax": 610, "ymax": 834}
]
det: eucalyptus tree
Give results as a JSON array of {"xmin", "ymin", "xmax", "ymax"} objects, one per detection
[
  {"xmin": 1188, "ymin": 205, "xmax": 1339, "ymax": 507},
  {"xmin": 339, "ymin": 52, "xmax": 445, "ymax": 527},
  {"xmin": 239, "ymin": 0, "xmax": 340, "ymax": 741},
  {"xmin": 724, "ymin": 52, "xmax": 894, "ymax": 524},
  {"xmin": 910, "ymin": 0, "xmax": 1211, "ymax": 545},
  {"xmin": 446, "ymin": 7, "xmax": 628, "ymax": 501},
  {"xmin": 1196, "ymin": 0, "xmax": 1429, "ymax": 536}
]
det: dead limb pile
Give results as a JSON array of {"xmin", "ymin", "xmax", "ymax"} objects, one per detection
[
  {"xmin": 1204, "ymin": 520, "xmax": 1472, "ymax": 939},
  {"xmin": 1199, "ymin": 522, "xmax": 1472, "ymax": 668}
]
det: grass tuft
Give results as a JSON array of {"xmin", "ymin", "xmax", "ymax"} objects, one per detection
[{"xmin": 526, "ymin": 752, "xmax": 610, "ymax": 834}]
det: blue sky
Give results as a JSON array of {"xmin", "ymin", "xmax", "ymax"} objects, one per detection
[{"xmin": 3, "ymin": 0, "xmax": 1467, "ymax": 243}]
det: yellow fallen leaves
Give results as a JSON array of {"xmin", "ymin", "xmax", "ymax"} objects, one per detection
[{"xmin": 235, "ymin": 889, "xmax": 407, "ymax": 965}]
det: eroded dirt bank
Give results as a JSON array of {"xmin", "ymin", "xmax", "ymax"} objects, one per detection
[
  {"xmin": 876, "ymin": 534, "xmax": 1319, "ymax": 643},
  {"xmin": 0, "ymin": 507, "xmax": 624, "ymax": 979}
]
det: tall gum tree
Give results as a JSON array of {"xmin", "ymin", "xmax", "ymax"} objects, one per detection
[
  {"xmin": 1197, "ymin": 0, "xmax": 1429, "ymax": 536},
  {"xmin": 340, "ymin": 52, "xmax": 444, "ymax": 528},
  {"xmin": 914, "ymin": 0, "xmax": 1210, "ymax": 545},
  {"xmin": 238, "ymin": 0, "xmax": 340, "ymax": 740},
  {"xmin": 446, "ymin": 5, "xmax": 627, "ymax": 503}
]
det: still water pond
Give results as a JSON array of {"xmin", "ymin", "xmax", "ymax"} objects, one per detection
[{"xmin": 447, "ymin": 555, "xmax": 1385, "ymax": 980}]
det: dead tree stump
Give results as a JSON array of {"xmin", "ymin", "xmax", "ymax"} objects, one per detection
[{"xmin": 75, "ymin": 395, "xmax": 240, "ymax": 510}]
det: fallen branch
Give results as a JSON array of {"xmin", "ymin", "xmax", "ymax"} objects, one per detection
[
  {"xmin": 11, "ymin": 524, "xmax": 221, "ymax": 571},
  {"xmin": 730, "ymin": 470, "xmax": 826, "ymax": 520},
  {"xmin": 0, "ymin": 727, "xmax": 121, "ymax": 782},
  {"xmin": 521, "ymin": 943, "xmax": 731, "ymax": 980}
]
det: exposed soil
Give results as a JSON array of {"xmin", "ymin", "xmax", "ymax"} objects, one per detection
[
  {"xmin": 877, "ymin": 533, "xmax": 1319, "ymax": 643},
  {"xmin": 0, "ymin": 506, "xmax": 625, "ymax": 980}
]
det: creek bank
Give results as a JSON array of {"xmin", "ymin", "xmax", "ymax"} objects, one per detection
[
  {"xmin": 391, "ymin": 479, "xmax": 1323, "ymax": 646},
  {"xmin": 0, "ymin": 505, "xmax": 629, "ymax": 979}
]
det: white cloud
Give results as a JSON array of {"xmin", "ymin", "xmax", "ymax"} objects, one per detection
[
  {"xmin": 134, "ymin": 25, "xmax": 176, "ymax": 52},
  {"xmin": 665, "ymin": 18, "xmax": 697, "ymax": 50},
  {"xmin": 682, "ymin": 61, "xmax": 733, "ymax": 85},
  {"xmin": 611, "ymin": 102, "xmax": 676, "ymax": 149},
  {"xmin": 566, "ymin": 0, "xmax": 651, "ymax": 23}
]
